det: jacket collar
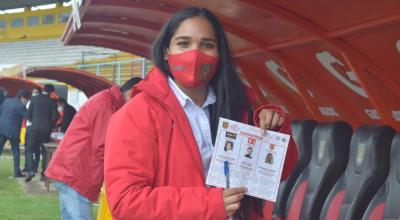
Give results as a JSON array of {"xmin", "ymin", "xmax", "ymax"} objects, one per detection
[
  {"xmin": 168, "ymin": 77, "xmax": 216, "ymax": 109},
  {"xmin": 133, "ymin": 67, "xmax": 165, "ymax": 96},
  {"xmin": 133, "ymin": 67, "xmax": 179, "ymax": 111}
]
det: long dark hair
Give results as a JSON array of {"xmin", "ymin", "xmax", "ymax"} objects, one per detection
[{"xmin": 152, "ymin": 7, "xmax": 262, "ymax": 220}]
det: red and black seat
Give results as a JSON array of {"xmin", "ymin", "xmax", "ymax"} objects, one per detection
[
  {"xmin": 362, "ymin": 134, "xmax": 400, "ymax": 220},
  {"xmin": 286, "ymin": 121, "xmax": 353, "ymax": 220},
  {"xmin": 320, "ymin": 125, "xmax": 395, "ymax": 220},
  {"xmin": 273, "ymin": 119, "xmax": 318, "ymax": 220}
]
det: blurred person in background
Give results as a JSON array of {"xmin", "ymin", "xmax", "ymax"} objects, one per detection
[
  {"xmin": 23, "ymin": 87, "xmax": 42, "ymax": 173},
  {"xmin": 45, "ymin": 77, "xmax": 141, "ymax": 220},
  {"xmin": 0, "ymin": 90, "xmax": 31, "ymax": 177},
  {"xmin": 25, "ymin": 84, "xmax": 58, "ymax": 182},
  {"xmin": 56, "ymin": 98, "xmax": 76, "ymax": 133}
]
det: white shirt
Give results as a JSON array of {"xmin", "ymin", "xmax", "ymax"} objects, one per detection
[
  {"xmin": 26, "ymin": 100, "xmax": 32, "ymax": 127},
  {"xmin": 169, "ymin": 79, "xmax": 235, "ymax": 220},
  {"xmin": 168, "ymin": 78, "xmax": 216, "ymax": 178}
]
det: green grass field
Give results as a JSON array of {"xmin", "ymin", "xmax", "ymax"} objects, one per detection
[
  {"xmin": 0, "ymin": 152, "xmax": 98, "ymax": 220},
  {"xmin": 0, "ymin": 153, "xmax": 60, "ymax": 220}
]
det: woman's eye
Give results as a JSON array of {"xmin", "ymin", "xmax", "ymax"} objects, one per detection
[
  {"xmin": 203, "ymin": 42, "xmax": 215, "ymax": 49},
  {"xmin": 177, "ymin": 41, "xmax": 189, "ymax": 48}
]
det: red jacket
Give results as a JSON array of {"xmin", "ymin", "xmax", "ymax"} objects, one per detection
[
  {"xmin": 104, "ymin": 68, "xmax": 297, "ymax": 220},
  {"xmin": 45, "ymin": 86, "xmax": 125, "ymax": 202}
]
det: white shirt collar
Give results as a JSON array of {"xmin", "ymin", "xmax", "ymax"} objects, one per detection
[{"xmin": 168, "ymin": 77, "xmax": 216, "ymax": 108}]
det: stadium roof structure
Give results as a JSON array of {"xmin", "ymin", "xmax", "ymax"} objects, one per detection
[
  {"xmin": 0, "ymin": 0, "xmax": 69, "ymax": 10},
  {"xmin": 61, "ymin": 0, "xmax": 400, "ymax": 130},
  {"xmin": 0, "ymin": 77, "xmax": 42, "ymax": 96},
  {"xmin": 26, "ymin": 67, "xmax": 115, "ymax": 97}
]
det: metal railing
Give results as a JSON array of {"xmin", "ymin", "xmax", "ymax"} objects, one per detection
[{"xmin": 76, "ymin": 58, "xmax": 150, "ymax": 85}]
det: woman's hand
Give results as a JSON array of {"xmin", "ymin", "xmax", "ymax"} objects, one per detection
[
  {"xmin": 259, "ymin": 109, "xmax": 285, "ymax": 133},
  {"xmin": 222, "ymin": 187, "xmax": 247, "ymax": 216}
]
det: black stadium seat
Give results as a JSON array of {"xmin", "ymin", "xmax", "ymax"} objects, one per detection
[
  {"xmin": 362, "ymin": 134, "xmax": 400, "ymax": 220},
  {"xmin": 285, "ymin": 121, "xmax": 353, "ymax": 220},
  {"xmin": 320, "ymin": 125, "xmax": 395, "ymax": 220},
  {"xmin": 273, "ymin": 119, "xmax": 318, "ymax": 220}
]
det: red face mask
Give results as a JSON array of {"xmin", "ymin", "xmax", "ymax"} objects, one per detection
[{"xmin": 168, "ymin": 50, "xmax": 218, "ymax": 88}]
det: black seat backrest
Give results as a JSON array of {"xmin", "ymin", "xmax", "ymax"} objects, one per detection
[
  {"xmin": 320, "ymin": 125, "xmax": 395, "ymax": 220},
  {"xmin": 285, "ymin": 121, "xmax": 352, "ymax": 220},
  {"xmin": 362, "ymin": 134, "xmax": 400, "ymax": 220},
  {"xmin": 273, "ymin": 119, "xmax": 318, "ymax": 219}
]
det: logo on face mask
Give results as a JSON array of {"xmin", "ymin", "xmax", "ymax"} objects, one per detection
[
  {"xmin": 200, "ymin": 64, "xmax": 212, "ymax": 81},
  {"xmin": 168, "ymin": 50, "xmax": 218, "ymax": 88}
]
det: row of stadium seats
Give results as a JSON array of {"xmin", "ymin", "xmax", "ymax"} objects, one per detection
[
  {"xmin": 273, "ymin": 120, "xmax": 399, "ymax": 220},
  {"xmin": 0, "ymin": 39, "xmax": 118, "ymax": 67}
]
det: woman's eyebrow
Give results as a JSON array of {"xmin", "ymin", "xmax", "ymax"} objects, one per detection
[
  {"xmin": 202, "ymin": 37, "xmax": 217, "ymax": 42},
  {"xmin": 173, "ymin": 36, "xmax": 216, "ymax": 42},
  {"xmin": 173, "ymin": 36, "xmax": 191, "ymax": 41}
]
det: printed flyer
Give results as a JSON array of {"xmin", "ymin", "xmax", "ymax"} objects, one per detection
[{"xmin": 206, "ymin": 118, "xmax": 290, "ymax": 202}]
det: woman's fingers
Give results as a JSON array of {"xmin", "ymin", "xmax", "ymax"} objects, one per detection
[
  {"xmin": 225, "ymin": 202, "xmax": 242, "ymax": 216},
  {"xmin": 259, "ymin": 110, "xmax": 273, "ymax": 133},
  {"xmin": 222, "ymin": 187, "xmax": 247, "ymax": 216},
  {"xmin": 277, "ymin": 115, "xmax": 284, "ymax": 127},
  {"xmin": 270, "ymin": 111, "xmax": 281, "ymax": 130},
  {"xmin": 222, "ymin": 187, "xmax": 247, "ymax": 198},
  {"xmin": 259, "ymin": 109, "xmax": 285, "ymax": 132},
  {"xmin": 224, "ymin": 193, "xmax": 244, "ymax": 205}
]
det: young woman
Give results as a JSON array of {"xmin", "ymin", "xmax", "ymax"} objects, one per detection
[{"xmin": 104, "ymin": 7, "xmax": 297, "ymax": 220}]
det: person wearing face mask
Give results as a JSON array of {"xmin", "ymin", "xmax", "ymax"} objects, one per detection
[
  {"xmin": 45, "ymin": 77, "xmax": 141, "ymax": 220},
  {"xmin": 56, "ymin": 98, "xmax": 76, "ymax": 133},
  {"xmin": 104, "ymin": 7, "xmax": 298, "ymax": 220},
  {"xmin": 0, "ymin": 90, "xmax": 31, "ymax": 178}
]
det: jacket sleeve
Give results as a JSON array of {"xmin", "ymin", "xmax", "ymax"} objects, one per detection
[
  {"xmin": 89, "ymin": 101, "xmax": 114, "ymax": 162},
  {"xmin": 104, "ymin": 96, "xmax": 226, "ymax": 220},
  {"xmin": 18, "ymin": 103, "xmax": 27, "ymax": 118},
  {"xmin": 252, "ymin": 104, "xmax": 298, "ymax": 181}
]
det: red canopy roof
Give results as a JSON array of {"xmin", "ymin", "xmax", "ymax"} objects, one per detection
[
  {"xmin": 26, "ymin": 67, "xmax": 115, "ymax": 97},
  {"xmin": 61, "ymin": 0, "xmax": 400, "ymax": 130},
  {"xmin": 0, "ymin": 77, "xmax": 42, "ymax": 97}
]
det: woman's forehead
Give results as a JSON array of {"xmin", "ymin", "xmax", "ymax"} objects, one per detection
[{"xmin": 172, "ymin": 17, "xmax": 216, "ymax": 40}]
